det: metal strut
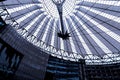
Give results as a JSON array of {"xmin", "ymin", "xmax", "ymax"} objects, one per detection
[{"xmin": 52, "ymin": 0, "xmax": 70, "ymax": 40}]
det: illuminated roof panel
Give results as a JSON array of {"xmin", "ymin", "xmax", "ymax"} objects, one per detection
[{"xmin": 0, "ymin": 0, "xmax": 120, "ymax": 63}]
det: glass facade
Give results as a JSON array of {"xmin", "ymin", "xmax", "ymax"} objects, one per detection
[
  {"xmin": 0, "ymin": 38, "xmax": 23, "ymax": 80},
  {"xmin": 46, "ymin": 56, "xmax": 120, "ymax": 80},
  {"xmin": 45, "ymin": 56, "xmax": 80, "ymax": 80},
  {"xmin": 0, "ymin": 24, "xmax": 49, "ymax": 80},
  {"xmin": 85, "ymin": 63, "xmax": 120, "ymax": 80}
]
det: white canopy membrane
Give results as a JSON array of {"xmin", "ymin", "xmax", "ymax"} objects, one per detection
[{"xmin": 0, "ymin": 0, "xmax": 120, "ymax": 64}]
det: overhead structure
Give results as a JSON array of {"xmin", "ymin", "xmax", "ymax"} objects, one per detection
[
  {"xmin": 0, "ymin": 0, "xmax": 120, "ymax": 64},
  {"xmin": 52, "ymin": 0, "xmax": 70, "ymax": 40}
]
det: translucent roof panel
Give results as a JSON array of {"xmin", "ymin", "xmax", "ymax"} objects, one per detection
[{"xmin": 0, "ymin": 0, "xmax": 120, "ymax": 64}]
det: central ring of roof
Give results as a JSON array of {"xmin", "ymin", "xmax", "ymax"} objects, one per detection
[{"xmin": 38, "ymin": 0, "xmax": 78, "ymax": 18}]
